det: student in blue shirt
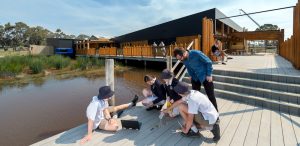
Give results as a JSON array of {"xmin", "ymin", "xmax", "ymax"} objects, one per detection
[{"xmin": 173, "ymin": 48, "xmax": 218, "ymax": 112}]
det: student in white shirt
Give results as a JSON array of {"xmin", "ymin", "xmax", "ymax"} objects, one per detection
[
  {"xmin": 163, "ymin": 82, "xmax": 220, "ymax": 141},
  {"xmin": 80, "ymin": 86, "xmax": 139, "ymax": 144}
]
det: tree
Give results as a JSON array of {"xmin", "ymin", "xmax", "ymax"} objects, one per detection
[
  {"xmin": 256, "ymin": 24, "xmax": 280, "ymax": 47},
  {"xmin": 76, "ymin": 34, "xmax": 90, "ymax": 40},
  {"xmin": 54, "ymin": 28, "xmax": 67, "ymax": 38},
  {"xmin": 3, "ymin": 23, "xmax": 15, "ymax": 47},
  {"xmin": 26, "ymin": 26, "xmax": 51, "ymax": 45},
  {"xmin": 0, "ymin": 25, "xmax": 5, "ymax": 47},
  {"xmin": 256, "ymin": 24, "xmax": 279, "ymax": 31},
  {"xmin": 12, "ymin": 22, "xmax": 29, "ymax": 47}
]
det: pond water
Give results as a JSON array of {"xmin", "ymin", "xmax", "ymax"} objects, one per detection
[{"xmin": 0, "ymin": 68, "xmax": 160, "ymax": 146}]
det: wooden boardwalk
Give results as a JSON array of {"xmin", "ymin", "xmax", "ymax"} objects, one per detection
[
  {"xmin": 213, "ymin": 53, "xmax": 300, "ymax": 76},
  {"xmin": 31, "ymin": 98, "xmax": 300, "ymax": 146}
]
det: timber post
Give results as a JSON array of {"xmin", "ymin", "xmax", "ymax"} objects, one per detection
[{"xmin": 105, "ymin": 59, "xmax": 115, "ymax": 106}]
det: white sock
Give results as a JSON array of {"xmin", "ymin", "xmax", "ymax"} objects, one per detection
[
  {"xmin": 191, "ymin": 125, "xmax": 198, "ymax": 133},
  {"xmin": 128, "ymin": 102, "xmax": 133, "ymax": 107}
]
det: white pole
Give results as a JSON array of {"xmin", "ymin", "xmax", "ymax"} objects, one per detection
[{"xmin": 105, "ymin": 59, "xmax": 115, "ymax": 106}]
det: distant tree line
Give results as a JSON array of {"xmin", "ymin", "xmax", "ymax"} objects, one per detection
[{"xmin": 0, "ymin": 22, "xmax": 91, "ymax": 50}]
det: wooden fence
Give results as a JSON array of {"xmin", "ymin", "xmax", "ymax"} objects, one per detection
[
  {"xmin": 202, "ymin": 17, "xmax": 215, "ymax": 60},
  {"xmin": 280, "ymin": 0, "xmax": 300, "ymax": 69}
]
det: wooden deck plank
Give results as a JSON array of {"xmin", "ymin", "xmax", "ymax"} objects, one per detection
[
  {"xmin": 243, "ymin": 106, "xmax": 263, "ymax": 146},
  {"xmin": 202, "ymin": 101, "xmax": 240, "ymax": 146},
  {"xmin": 93, "ymin": 107, "xmax": 160, "ymax": 145},
  {"xmin": 229, "ymin": 104, "xmax": 255, "ymax": 146},
  {"xmin": 215, "ymin": 103, "xmax": 248, "ymax": 146},
  {"xmin": 257, "ymin": 108, "xmax": 271, "ymax": 146},
  {"xmin": 281, "ymin": 113, "xmax": 298, "ymax": 146},
  {"xmin": 31, "ymin": 98, "xmax": 300, "ymax": 146},
  {"xmin": 100, "ymin": 109, "xmax": 161, "ymax": 145},
  {"xmin": 135, "ymin": 119, "xmax": 178, "ymax": 145},
  {"xmin": 30, "ymin": 124, "xmax": 87, "ymax": 146},
  {"xmin": 149, "ymin": 121, "xmax": 184, "ymax": 146},
  {"xmin": 270, "ymin": 111, "xmax": 284, "ymax": 146},
  {"xmin": 290, "ymin": 114, "xmax": 300, "ymax": 145},
  {"xmin": 53, "ymin": 106, "xmax": 143, "ymax": 146}
]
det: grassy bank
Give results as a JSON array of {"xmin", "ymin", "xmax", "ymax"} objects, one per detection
[{"xmin": 0, "ymin": 55, "xmax": 110, "ymax": 79}]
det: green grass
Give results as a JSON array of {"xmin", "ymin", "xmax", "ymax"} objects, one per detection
[{"xmin": 0, "ymin": 55, "xmax": 106, "ymax": 77}]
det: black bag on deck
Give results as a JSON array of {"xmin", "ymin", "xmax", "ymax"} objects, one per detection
[{"xmin": 121, "ymin": 120, "xmax": 142, "ymax": 130}]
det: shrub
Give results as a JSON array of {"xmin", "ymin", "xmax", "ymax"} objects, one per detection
[
  {"xmin": 29, "ymin": 59, "xmax": 44, "ymax": 74},
  {"xmin": 48, "ymin": 55, "xmax": 71, "ymax": 70}
]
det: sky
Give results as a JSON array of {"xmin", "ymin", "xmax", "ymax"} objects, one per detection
[{"xmin": 0, "ymin": 0, "xmax": 298, "ymax": 39}]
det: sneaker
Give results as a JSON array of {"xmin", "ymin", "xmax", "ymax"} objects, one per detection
[
  {"xmin": 156, "ymin": 105, "xmax": 163, "ymax": 110},
  {"xmin": 227, "ymin": 57, "xmax": 233, "ymax": 59},
  {"xmin": 131, "ymin": 95, "xmax": 139, "ymax": 107},
  {"xmin": 222, "ymin": 62, "xmax": 226, "ymax": 65},
  {"xmin": 111, "ymin": 110, "xmax": 124, "ymax": 119},
  {"xmin": 181, "ymin": 130, "xmax": 200, "ymax": 137},
  {"xmin": 211, "ymin": 124, "xmax": 220, "ymax": 141}
]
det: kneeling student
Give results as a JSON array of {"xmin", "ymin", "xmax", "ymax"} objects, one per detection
[
  {"xmin": 160, "ymin": 69, "xmax": 181, "ymax": 117},
  {"xmin": 142, "ymin": 75, "xmax": 166, "ymax": 111},
  {"xmin": 163, "ymin": 82, "xmax": 220, "ymax": 141},
  {"xmin": 80, "ymin": 86, "xmax": 139, "ymax": 144}
]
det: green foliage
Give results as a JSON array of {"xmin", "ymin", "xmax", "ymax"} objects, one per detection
[
  {"xmin": 256, "ymin": 24, "xmax": 279, "ymax": 31},
  {"xmin": 0, "ymin": 21, "xmax": 91, "ymax": 48},
  {"xmin": 29, "ymin": 58, "xmax": 44, "ymax": 74},
  {"xmin": 0, "ymin": 56, "xmax": 27, "ymax": 77},
  {"xmin": 72, "ymin": 57, "xmax": 90, "ymax": 70},
  {"xmin": 48, "ymin": 55, "xmax": 71, "ymax": 70},
  {"xmin": 72, "ymin": 57, "xmax": 104, "ymax": 70}
]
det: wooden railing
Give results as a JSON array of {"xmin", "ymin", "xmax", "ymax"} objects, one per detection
[
  {"xmin": 99, "ymin": 47, "xmax": 117, "ymax": 56},
  {"xmin": 280, "ymin": 0, "xmax": 300, "ymax": 69}
]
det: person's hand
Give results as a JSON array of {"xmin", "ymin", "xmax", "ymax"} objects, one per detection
[
  {"xmin": 147, "ymin": 102, "xmax": 153, "ymax": 107},
  {"xmin": 162, "ymin": 109, "xmax": 169, "ymax": 114},
  {"xmin": 80, "ymin": 134, "xmax": 92, "ymax": 144},
  {"xmin": 206, "ymin": 76, "xmax": 213, "ymax": 82},
  {"xmin": 170, "ymin": 99, "xmax": 174, "ymax": 104},
  {"xmin": 108, "ymin": 118, "xmax": 113, "ymax": 124}
]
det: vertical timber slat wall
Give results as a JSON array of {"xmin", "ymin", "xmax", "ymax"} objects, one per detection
[
  {"xmin": 280, "ymin": 0, "xmax": 300, "ymax": 69},
  {"xmin": 202, "ymin": 17, "xmax": 214, "ymax": 57}
]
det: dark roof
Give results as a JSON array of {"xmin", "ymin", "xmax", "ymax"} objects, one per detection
[
  {"xmin": 114, "ymin": 8, "xmax": 242, "ymax": 43},
  {"xmin": 215, "ymin": 9, "xmax": 243, "ymax": 32}
]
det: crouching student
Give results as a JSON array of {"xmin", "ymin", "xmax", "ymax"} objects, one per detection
[
  {"xmin": 160, "ymin": 69, "xmax": 181, "ymax": 117},
  {"xmin": 80, "ymin": 86, "xmax": 139, "ymax": 144},
  {"xmin": 142, "ymin": 75, "xmax": 166, "ymax": 111},
  {"xmin": 163, "ymin": 82, "xmax": 220, "ymax": 141}
]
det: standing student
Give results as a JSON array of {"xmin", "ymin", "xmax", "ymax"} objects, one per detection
[{"xmin": 173, "ymin": 48, "xmax": 218, "ymax": 112}]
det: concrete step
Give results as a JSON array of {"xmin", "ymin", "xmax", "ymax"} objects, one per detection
[
  {"xmin": 213, "ymin": 74, "xmax": 300, "ymax": 94},
  {"xmin": 213, "ymin": 81, "xmax": 300, "ymax": 105},
  {"xmin": 214, "ymin": 89, "xmax": 300, "ymax": 116},
  {"xmin": 185, "ymin": 83, "xmax": 300, "ymax": 116},
  {"xmin": 212, "ymin": 69, "xmax": 300, "ymax": 84},
  {"xmin": 183, "ymin": 76, "xmax": 300, "ymax": 105}
]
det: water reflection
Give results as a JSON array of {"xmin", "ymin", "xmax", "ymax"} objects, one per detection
[{"xmin": 0, "ymin": 67, "xmax": 160, "ymax": 146}]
